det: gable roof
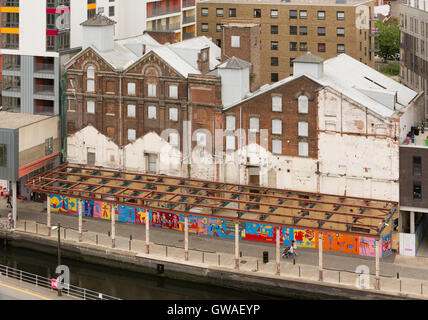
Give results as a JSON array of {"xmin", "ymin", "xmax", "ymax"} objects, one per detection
[
  {"xmin": 224, "ymin": 53, "xmax": 420, "ymax": 119},
  {"xmin": 217, "ymin": 56, "xmax": 251, "ymax": 69},
  {"xmin": 80, "ymin": 14, "xmax": 116, "ymax": 26},
  {"xmin": 293, "ymin": 52, "xmax": 325, "ymax": 64}
]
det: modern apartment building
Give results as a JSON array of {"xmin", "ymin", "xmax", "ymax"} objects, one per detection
[
  {"xmin": 0, "ymin": 0, "xmax": 99, "ymax": 115},
  {"xmin": 399, "ymin": 0, "xmax": 428, "ymax": 117},
  {"xmin": 197, "ymin": 0, "xmax": 376, "ymax": 85},
  {"xmin": 93, "ymin": 0, "xmax": 197, "ymax": 42}
]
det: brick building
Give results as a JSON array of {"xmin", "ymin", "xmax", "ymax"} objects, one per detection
[{"xmin": 197, "ymin": 0, "xmax": 376, "ymax": 85}]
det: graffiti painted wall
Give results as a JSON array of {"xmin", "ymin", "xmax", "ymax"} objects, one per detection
[{"xmin": 49, "ymin": 195, "xmax": 392, "ymax": 257}]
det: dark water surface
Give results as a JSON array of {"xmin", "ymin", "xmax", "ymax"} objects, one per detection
[{"xmin": 0, "ymin": 245, "xmax": 294, "ymax": 300}]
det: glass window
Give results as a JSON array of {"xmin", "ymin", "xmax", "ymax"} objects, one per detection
[
  {"xmin": 148, "ymin": 83, "xmax": 156, "ymax": 97},
  {"xmin": 271, "ymin": 57, "xmax": 279, "ymax": 66},
  {"xmin": 337, "ymin": 11, "xmax": 345, "ymax": 20},
  {"xmin": 318, "ymin": 43, "xmax": 326, "ymax": 52},
  {"xmin": 272, "ymin": 96, "xmax": 282, "ymax": 112},
  {"xmin": 318, "ymin": 27, "xmax": 326, "ymax": 36},
  {"xmin": 250, "ymin": 117, "xmax": 259, "ymax": 132},
  {"xmin": 216, "ymin": 8, "xmax": 223, "ymax": 17},
  {"xmin": 272, "ymin": 119, "xmax": 282, "ymax": 134},
  {"xmin": 201, "ymin": 8, "xmax": 208, "ymax": 16},
  {"xmin": 229, "ymin": 8, "xmax": 236, "ymax": 17},
  {"xmin": 128, "ymin": 129, "xmax": 136, "ymax": 142},
  {"xmin": 271, "ymin": 73, "xmax": 278, "ymax": 82},
  {"xmin": 299, "ymin": 10, "xmax": 307, "ymax": 19},
  {"xmin": 128, "ymin": 82, "xmax": 136, "ymax": 95},
  {"xmin": 300, "ymin": 42, "xmax": 308, "ymax": 51},
  {"xmin": 298, "ymin": 96, "xmax": 308, "ymax": 113},
  {"xmin": 414, "ymin": 181, "xmax": 422, "ymax": 200},
  {"xmin": 201, "ymin": 23, "xmax": 208, "ymax": 32},
  {"xmin": 289, "ymin": 10, "xmax": 297, "ymax": 19},
  {"xmin": 271, "ymin": 9, "xmax": 278, "ymax": 18},
  {"xmin": 337, "ymin": 44, "xmax": 345, "ymax": 53},
  {"xmin": 290, "ymin": 26, "xmax": 297, "ymax": 35},
  {"xmin": 271, "ymin": 41, "xmax": 278, "ymax": 50},
  {"xmin": 216, "ymin": 24, "xmax": 222, "ymax": 32},
  {"xmin": 290, "ymin": 42, "xmax": 297, "ymax": 51},
  {"xmin": 254, "ymin": 9, "xmax": 261, "ymax": 18},
  {"xmin": 337, "ymin": 27, "xmax": 345, "ymax": 37},
  {"xmin": 127, "ymin": 104, "xmax": 136, "ymax": 117},
  {"xmin": 87, "ymin": 101, "xmax": 95, "ymax": 114},
  {"xmin": 413, "ymin": 156, "xmax": 422, "ymax": 176},
  {"xmin": 169, "ymin": 84, "xmax": 178, "ymax": 98},
  {"xmin": 298, "ymin": 142, "xmax": 309, "ymax": 157},
  {"xmin": 272, "ymin": 139, "xmax": 282, "ymax": 154},
  {"xmin": 109, "ymin": 6, "xmax": 115, "ymax": 16},
  {"xmin": 148, "ymin": 106, "xmax": 156, "ymax": 119},
  {"xmin": 271, "ymin": 25, "xmax": 278, "ymax": 34},
  {"xmin": 169, "ymin": 107, "xmax": 178, "ymax": 121},
  {"xmin": 317, "ymin": 11, "xmax": 325, "ymax": 20},
  {"xmin": 298, "ymin": 121, "xmax": 308, "ymax": 137},
  {"xmin": 226, "ymin": 115, "xmax": 236, "ymax": 131},
  {"xmin": 300, "ymin": 26, "xmax": 307, "ymax": 35}
]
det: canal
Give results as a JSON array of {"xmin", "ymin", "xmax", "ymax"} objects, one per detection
[{"xmin": 0, "ymin": 245, "xmax": 307, "ymax": 300}]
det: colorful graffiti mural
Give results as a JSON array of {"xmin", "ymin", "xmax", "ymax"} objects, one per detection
[{"xmin": 48, "ymin": 194, "xmax": 393, "ymax": 257}]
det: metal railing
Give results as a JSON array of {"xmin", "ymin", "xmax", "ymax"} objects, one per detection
[
  {"xmin": 183, "ymin": 15, "xmax": 195, "ymax": 24},
  {"xmin": 182, "ymin": 0, "xmax": 195, "ymax": 8},
  {"xmin": 147, "ymin": 5, "xmax": 181, "ymax": 18},
  {"xmin": 0, "ymin": 263, "xmax": 121, "ymax": 300},
  {"xmin": 147, "ymin": 22, "xmax": 181, "ymax": 32}
]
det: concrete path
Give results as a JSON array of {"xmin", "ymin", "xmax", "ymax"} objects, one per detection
[{"xmin": 2, "ymin": 198, "xmax": 428, "ymax": 299}]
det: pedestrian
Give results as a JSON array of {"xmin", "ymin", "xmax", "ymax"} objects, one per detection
[
  {"xmin": 289, "ymin": 243, "xmax": 294, "ymax": 259},
  {"xmin": 6, "ymin": 194, "xmax": 12, "ymax": 208},
  {"xmin": 292, "ymin": 240, "xmax": 298, "ymax": 256},
  {"xmin": 8, "ymin": 211, "xmax": 13, "ymax": 229}
]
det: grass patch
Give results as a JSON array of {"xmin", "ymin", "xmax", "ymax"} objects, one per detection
[{"xmin": 378, "ymin": 61, "xmax": 400, "ymax": 76}]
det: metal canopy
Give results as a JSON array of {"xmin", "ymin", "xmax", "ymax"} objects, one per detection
[{"xmin": 25, "ymin": 163, "xmax": 398, "ymax": 239}]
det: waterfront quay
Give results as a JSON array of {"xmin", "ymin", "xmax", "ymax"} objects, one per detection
[{"xmin": 1, "ymin": 198, "xmax": 427, "ymax": 300}]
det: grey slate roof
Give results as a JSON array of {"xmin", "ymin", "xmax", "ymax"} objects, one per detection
[
  {"xmin": 293, "ymin": 52, "xmax": 325, "ymax": 64},
  {"xmin": 80, "ymin": 14, "xmax": 117, "ymax": 26},
  {"xmin": 217, "ymin": 56, "xmax": 251, "ymax": 69}
]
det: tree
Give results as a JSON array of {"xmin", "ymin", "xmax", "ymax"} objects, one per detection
[{"xmin": 375, "ymin": 19, "xmax": 400, "ymax": 61}]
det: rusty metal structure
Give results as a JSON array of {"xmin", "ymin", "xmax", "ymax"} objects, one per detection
[{"xmin": 25, "ymin": 163, "xmax": 398, "ymax": 239}]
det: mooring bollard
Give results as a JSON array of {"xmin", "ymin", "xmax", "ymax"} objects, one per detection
[
  {"xmin": 202, "ymin": 252, "xmax": 204, "ymax": 264},
  {"xmin": 96, "ymin": 234, "xmax": 98, "ymax": 245},
  {"xmin": 129, "ymin": 240, "xmax": 131, "ymax": 251},
  {"xmin": 338, "ymin": 271, "xmax": 341, "ymax": 284},
  {"xmin": 166, "ymin": 246, "xmax": 168, "ymax": 257},
  {"xmin": 24, "ymin": 221, "xmax": 26, "ymax": 232},
  {"xmin": 256, "ymin": 259, "xmax": 258, "ymax": 271},
  {"xmin": 218, "ymin": 254, "xmax": 220, "ymax": 266},
  {"xmin": 64, "ymin": 228, "xmax": 66, "ymax": 239},
  {"xmin": 36, "ymin": 223, "xmax": 38, "ymax": 234}
]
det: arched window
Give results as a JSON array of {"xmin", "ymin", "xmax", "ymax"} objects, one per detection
[
  {"xmin": 298, "ymin": 95, "xmax": 308, "ymax": 114},
  {"xmin": 87, "ymin": 66, "xmax": 95, "ymax": 92}
]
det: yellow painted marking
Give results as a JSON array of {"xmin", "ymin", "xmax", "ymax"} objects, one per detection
[
  {"xmin": 87, "ymin": 3, "xmax": 96, "ymax": 10},
  {"xmin": 0, "ymin": 280, "xmax": 53, "ymax": 300},
  {"xmin": 0, "ymin": 27, "xmax": 19, "ymax": 34},
  {"xmin": 0, "ymin": 7, "xmax": 19, "ymax": 13}
]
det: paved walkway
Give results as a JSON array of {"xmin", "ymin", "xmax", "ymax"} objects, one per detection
[{"xmin": 2, "ymin": 198, "xmax": 428, "ymax": 299}]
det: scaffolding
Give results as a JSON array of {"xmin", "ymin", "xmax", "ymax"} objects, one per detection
[{"xmin": 25, "ymin": 163, "xmax": 398, "ymax": 239}]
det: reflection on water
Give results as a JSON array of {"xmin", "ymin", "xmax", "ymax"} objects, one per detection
[{"xmin": 0, "ymin": 245, "xmax": 287, "ymax": 300}]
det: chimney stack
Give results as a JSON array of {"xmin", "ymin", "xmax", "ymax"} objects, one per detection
[
  {"xmin": 81, "ymin": 14, "xmax": 117, "ymax": 52},
  {"xmin": 197, "ymin": 47, "xmax": 210, "ymax": 74}
]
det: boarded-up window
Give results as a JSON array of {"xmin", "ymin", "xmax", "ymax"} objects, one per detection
[
  {"xmin": 147, "ymin": 154, "xmax": 157, "ymax": 173},
  {"xmin": 169, "ymin": 85, "xmax": 178, "ymax": 99},
  {"xmin": 250, "ymin": 117, "xmax": 259, "ymax": 132},
  {"xmin": 231, "ymin": 36, "xmax": 240, "ymax": 48},
  {"xmin": 226, "ymin": 135, "xmax": 235, "ymax": 150},
  {"xmin": 128, "ymin": 129, "xmax": 136, "ymax": 141},
  {"xmin": 87, "ymin": 101, "xmax": 95, "ymax": 114},
  {"xmin": 169, "ymin": 132, "xmax": 179, "ymax": 147},
  {"xmin": 272, "ymin": 139, "xmax": 282, "ymax": 154},
  {"xmin": 272, "ymin": 119, "xmax": 282, "ymax": 134},
  {"xmin": 87, "ymin": 66, "xmax": 95, "ymax": 92},
  {"xmin": 127, "ymin": 104, "xmax": 136, "ymax": 117},
  {"xmin": 248, "ymin": 166, "xmax": 260, "ymax": 185},
  {"xmin": 169, "ymin": 107, "xmax": 178, "ymax": 121},
  {"xmin": 298, "ymin": 142, "xmax": 309, "ymax": 157},
  {"xmin": 148, "ymin": 106, "xmax": 157, "ymax": 119},
  {"xmin": 106, "ymin": 126, "xmax": 115, "ymax": 139},
  {"xmin": 196, "ymin": 132, "xmax": 207, "ymax": 147},
  {"xmin": 45, "ymin": 137, "xmax": 53, "ymax": 156},
  {"xmin": 298, "ymin": 121, "xmax": 308, "ymax": 136},
  {"xmin": 298, "ymin": 95, "xmax": 308, "ymax": 113},
  {"xmin": 128, "ymin": 82, "xmax": 136, "ymax": 95},
  {"xmin": 226, "ymin": 115, "xmax": 235, "ymax": 131},
  {"xmin": 148, "ymin": 83, "xmax": 157, "ymax": 97},
  {"xmin": 87, "ymin": 148, "xmax": 96, "ymax": 165},
  {"xmin": 272, "ymin": 96, "xmax": 282, "ymax": 112}
]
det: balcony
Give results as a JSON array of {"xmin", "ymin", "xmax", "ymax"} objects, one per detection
[
  {"xmin": 182, "ymin": 0, "xmax": 196, "ymax": 8},
  {"xmin": 147, "ymin": 5, "xmax": 181, "ymax": 19},
  {"xmin": 148, "ymin": 22, "xmax": 181, "ymax": 32},
  {"xmin": 35, "ymin": 84, "xmax": 55, "ymax": 96},
  {"xmin": 35, "ymin": 63, "xmax": 55, "ymax": 74},
  {"xmin": 182, "ymin": 31, "xmax": 195, "ymax": 40},
  {"xmin": 2, "ymin": 56, "xmax": 20, "ymax": 71},
  {"xmin": 182, "ymin": 15, "xmax": 195, "ymax": 25},
  {"xmin": 2, "ymin": 76, "xmax": 20, "ymax": 92},
  {"xmin": 35, "ymin": 99, "xmax": 54, "ymax": 115}
]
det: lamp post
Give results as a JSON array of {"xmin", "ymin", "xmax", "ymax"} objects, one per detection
[{"xmin": 52, "ymin": 223, "xmax": 62, "ymax": 296}]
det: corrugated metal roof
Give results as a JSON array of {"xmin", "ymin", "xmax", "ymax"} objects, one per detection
[{"xmin": 80, "ymin": 14, "xmax": 117, "ymax": 26}]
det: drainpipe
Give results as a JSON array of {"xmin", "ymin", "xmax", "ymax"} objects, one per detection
[
  {"xmin": 239, "ymin": 107, "xmax": 242, "ymax": 185},
  {"xmin": 187, "ymin": 86, "xmax": 192, "ymax": 178},
  {"xmin": 119, "ymin": 72, "xmax": 124, "ymax": 170}
]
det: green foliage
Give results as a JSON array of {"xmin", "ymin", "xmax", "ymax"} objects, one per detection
[
  {"xmin": 375, "ymin": 19, "xmax": 400, "ymax": 61},
  {"xmin": 379, "ymin": 61, "xmax": 400, "ymax": 76}
]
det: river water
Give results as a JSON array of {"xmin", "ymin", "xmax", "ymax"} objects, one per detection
[{"xmin": 0, "ymin": 245, "xmax": 300, "ymax": 300}]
